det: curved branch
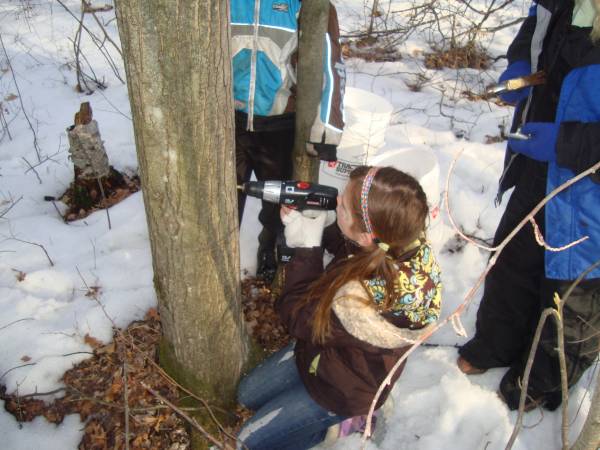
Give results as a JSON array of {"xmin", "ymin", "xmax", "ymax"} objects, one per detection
[{"xmin": 362, "ymin": 155, "xmax": 600, "ymax": 445}]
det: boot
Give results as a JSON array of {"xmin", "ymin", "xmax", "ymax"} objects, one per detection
[
  {"xmin": 457, "ymin": 356, "xmax": 488, "ymax": 375},
  {"xmin": 498, "ymin": 366, "xmax": 558, "ymax": 411},
  {"xmin": 256, "ymin": 228, "xmax": 277, "ymax": 284}
]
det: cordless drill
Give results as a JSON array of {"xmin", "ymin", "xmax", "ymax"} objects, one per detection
[{"xmin": 239, "ymin": 180, "xmax": 338, "ymax": 211}]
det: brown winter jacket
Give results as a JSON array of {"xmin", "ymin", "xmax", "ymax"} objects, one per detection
[{"xmin": 275, "ymin": 226, "xmax": 442, "ymax": 417}]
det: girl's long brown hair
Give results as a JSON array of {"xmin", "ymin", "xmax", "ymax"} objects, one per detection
[{"xmin": 300, "ymin": 166, "xmax": 429, "ymax": 344}]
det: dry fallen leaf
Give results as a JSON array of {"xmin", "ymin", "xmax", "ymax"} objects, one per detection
[
  {"xmin": 145, "ymin": 307, "xmax": 160, "ymax": 321},
  {"xmin": 95, "ymin": 342, "xmax": 115, "ymax": 355},
  {"xmin": 84, "ymin": 333, "xmax": 103, "ymax": 349},
  {"xmin": 85, "ymin": 286, "xmax": 101, "ymax": 297},
  {"xmin": 11, "ymin": 269, "xmax": 26, "ymax": 282}
]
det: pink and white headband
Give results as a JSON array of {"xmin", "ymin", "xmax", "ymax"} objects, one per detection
[{"xmin": 359, "ymin": 167, "xmax": 389, "ymax": 252}]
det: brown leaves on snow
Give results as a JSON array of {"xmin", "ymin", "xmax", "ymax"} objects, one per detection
[{"xmin": 1, "ymin": 310, "xmax": 189, "ymax": 449}]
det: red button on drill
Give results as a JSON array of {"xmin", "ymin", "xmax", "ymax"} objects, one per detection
[{"xmin": 297, "ymin": 181, "xmax": 310, "ymax": 189}]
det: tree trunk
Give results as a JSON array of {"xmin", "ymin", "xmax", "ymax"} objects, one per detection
[
  {"xmin": 115, "ymin": 0, "xmax": 247, "ymax": 411},
  {"xmin": 571, "ymin": 371, "xmax": 600, "ymax": 450},
  {"xmin": 292, "ymin": 0, "xmax": 329, "ymax": 181}
]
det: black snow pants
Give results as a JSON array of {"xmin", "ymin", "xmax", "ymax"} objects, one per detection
[
  {"xmin": 459, "ymin": 159, "xmax": 600, "ymax": 410},
  {"xmin": 235, "ymin": 111, "xmax": 295, "ymax": 238}
]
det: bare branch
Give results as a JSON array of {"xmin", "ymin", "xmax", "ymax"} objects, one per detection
[
  {"xmin": 0, "ymin": 33, "xmax": 42, "ymax": 162},
  {"xmin": 504, "ymin": 308, "xmax": 568, "ymax": 450},
  {"xmin": 445, "ymin": 151, "xmax": 600, "ymax": 252},
  {"xmin": 362, "ymin": 155, "xmax": 600, "ymax": 443},
  {"xmin": 123, "ymin": 360, "xmax": 130, "ymax": 450},
  {"xmin": 0, "ymin": 317, "xmax": 33, "ymax": 331},
  {"xmin": 21, "ymin": 157, "xmax": 42, "ymax": 184},
  {"xmin": 0, "ymin": 196, "xmax": 23, "ymax": 219},
  {"xmin": 141, "ymin": 382, "xmax": 226, "ymax": 449},
  {"xmin": 9, "ymin": 236, "xmax": 54, "ymax": 266},
  {"xmin": 530, "ymin": 217, "xmax": 589, "ymax": 251},
  {"xmin": 0, "ymin": 362, "xmax": 37, "ymax": 382}
]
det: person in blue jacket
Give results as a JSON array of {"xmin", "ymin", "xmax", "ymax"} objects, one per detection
[
  {"xmin": 230, "ymin": 0, "xmax": 345, "ymax": 282},
  {"xmin": 458, "ymin": 0, "xmax": 600, "ymax": 411}
]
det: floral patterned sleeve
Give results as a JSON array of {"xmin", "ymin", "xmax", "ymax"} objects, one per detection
[{"xmin": 365, "ymin": 242, "xmax": 442, "ymax": 329}]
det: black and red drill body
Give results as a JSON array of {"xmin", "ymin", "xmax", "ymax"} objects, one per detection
[{"xmin": 240, "ymin": 180, "xmax": 338, "ymax": 211}]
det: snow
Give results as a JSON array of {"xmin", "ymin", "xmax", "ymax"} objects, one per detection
[{"xmin": 0, "ymin": 1, "xmax": 595, "ymax": 449}]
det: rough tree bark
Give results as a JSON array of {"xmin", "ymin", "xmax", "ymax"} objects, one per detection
[
  {"xmin": 292, "ymin": 0, "xmax": 329, "ymax": 181},
  {"xmin": 114, "ymin": 0, "xmax": 248, "ymax": 414}
]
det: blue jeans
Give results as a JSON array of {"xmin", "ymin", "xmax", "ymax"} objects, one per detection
[{"xmin": 237, "ymin": 343, "xmax": 346, "ymax": 450}]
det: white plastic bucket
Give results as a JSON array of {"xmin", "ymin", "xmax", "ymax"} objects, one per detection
[
  {"xmin": 318, "ymin": 88, "xmax": 393, "ymax": 191},
  {"xmin": 319, "ymin": 144, "xmax": 370, "ymax": 191},
  {"xmin": 367, "ymin": 146, "xmax": 442, "ymax": 241},
  {"xmin": 339, "ymin": 87, "xmax": 393, "ymax": 150}
]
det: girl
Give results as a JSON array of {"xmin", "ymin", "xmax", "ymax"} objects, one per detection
[{"xmin": 237, "ymin": 166, "xmax": 442, "ymax": 449}]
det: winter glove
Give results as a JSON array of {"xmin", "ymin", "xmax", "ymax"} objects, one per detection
[
  {"xmin": 306, "ymin": 143, "xmax": 338, "ymax": 162},
  {"xmin": 281, "ymin": 208, "xmax": 336, "ymax": 248},
  {"xmin": 498, "ymin": 60, "xmax": 531, "ymax": 105},
  {"xmin": 509, "ymin": 122, "xmax": 559, "ymax": 162}
]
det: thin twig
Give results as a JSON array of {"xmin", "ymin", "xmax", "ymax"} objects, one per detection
[
  {"xmin": 507, "ymin": 262, "xmax": 600, "ymax": 449},
  {"xmin": 96, "ymin": 176, "xmax": 112, "ymax": 230},
  {"xmin": 504, "ymin": 309, "xmax": 565, "ymax": 449},
  {"xmin": 95, "ymin": 88, "xmax": 132, "ymax": 120},
  {"xmin": 74, "ymin": 0, "xmax": 89, "ymax": 92},
  {"xmin": 57, "ymin": 0, "xmax": 122, "ymax": 86},
  {"xmin": 21, "ymin": 157, "xmax": 42, "ymax": 184},
  {"xmin": 142, "ymin": 383, "xmax": 225, "ymax": 449},
  {"xmin": 10, "ymin": 236, "xmax": 54, "ymax": 266},
  {"xmin": 0, "ymin": 363, "xmax": 37, "ymax": 381},
  {"xmin": 0, "ymin": 196, "xmax": 23, "ymax": 218},
  {"xmin": 18, "ymin": 387, "xmax": 68, "ymax": 399},
  {"xmin": 530, "ymin": 217, "xmax": 588, "ymax": 251},
  {"xmin": 61, "ymin": 351, "xmax": 94, "ymax": 357},
  {"xmin": 84, "ymin": 1, "xmax": 122, "ymax": 57},
  {"xmin": 445, "ymin": 152, "xmax": 600, "ymax": 252},
  {"xmin": 124, "ymin": 361, "xmax": 130, "ymax": 450},
  {"xmin": 132, "ymin": 339, "xmax": 240, "ymax": 441},
  {"xmin": 50, "ymin": 199, "xmax": 67, "ymax": 223},
  {"xmin": 24, "ymin": 149, "xmax": 65, "ymax": 174},
  {"xmin": 0, "ymin": 317, "xmax": 34, "ymax": 332},
  {"xmin": 0, "ymin": 105, "xmax": 12, "ymax": 141},
  {"xmin": 0, "ymin": 33, "xmax": 42, "ymax": 162}
]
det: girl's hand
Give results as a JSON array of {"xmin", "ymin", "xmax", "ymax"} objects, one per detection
[
  {"xmin": 281, "ymin": 209, "xmax": 335, "ymax": 248},
  {"xmin": 280, "ymin": 205, "xmax": 293, "ymax": 221}
]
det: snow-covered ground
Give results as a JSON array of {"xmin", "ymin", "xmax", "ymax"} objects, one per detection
[{"xmin": 0, "ymin": 1, "xmax": 596, "ymax": 449}]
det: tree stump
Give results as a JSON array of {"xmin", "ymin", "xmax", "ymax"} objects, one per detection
[
  {"xmin": 59, "ymin": 102, "xmax": 139, "ymax": 221},
  {"xmin": 67, "ymin": 102, "xmax": 110, "ymax": 180}
]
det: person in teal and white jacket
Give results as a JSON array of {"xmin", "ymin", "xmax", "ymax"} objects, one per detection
[{"xmin": 230, "ymin": 0, "xmax": 345, "ymax": 283}]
